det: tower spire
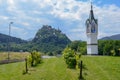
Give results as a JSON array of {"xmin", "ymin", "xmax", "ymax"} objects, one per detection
[
  {"xmin": 89, "ymin": 2, "xmax": 94, "ymax": 21},
  {"xmin": 91, "ymin": 2, "xmax": 93, "ymax": 10}
]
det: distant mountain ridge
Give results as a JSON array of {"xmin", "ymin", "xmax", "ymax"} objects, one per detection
[
  {"xmin": 100, "ymin": 34, "xmax": 120, "ymax": 40},
  {"xmin": 0, "ymin": 33, "xmax": 27, "ymax": 51},
  {"xmin": 0, "ymin": 33, "xmax": 27, "ymax": 43}
]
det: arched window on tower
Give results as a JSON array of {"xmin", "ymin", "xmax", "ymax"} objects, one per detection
[
  {"xmin": 86, "ymin": 20, "xmax": 90, "ymax": 33},
  {"xmin": 91, "ymin": 20, "xmax": 96, "ymax": 33}
]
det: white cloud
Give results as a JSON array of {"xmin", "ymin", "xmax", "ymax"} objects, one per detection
[
  {"xmin": 11, "ymin": 26, "xmax": 26, "ymax": 37},
  {"xmin": 0, "ymin": 0, "xmax": 120, "ymax": 40},
  {"xmin": 32, "ymin": 10, "xmax": 42, "ymax": 15},
  {"xmin": 22, "ymin": 22, "xmax": 30, "ymax": 26},
  {"xmin": 0, "ymin": 16, "xmax": 9, "ymax": 20},
  {"xmin": 7, "ymin": 0, "xmax": 17, "ymax": 11},
  {"xmin": 0, "ymin": 0, "xmax": 2, "ymax": 4},
  {"xmin": 70, "ymin": 29, "xmax": 84, "ymax": 32},
  {"xmin": 20, "ymin": 0, "xmax": 28, "ymax": 3},
  {"xmin": 11, "ymin": 25, "xmax": 35, "ymax": 40}
]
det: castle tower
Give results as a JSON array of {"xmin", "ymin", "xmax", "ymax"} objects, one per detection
[{"xmin": 85, "ymin": 3, "xmax": 98, "ymax": 55}]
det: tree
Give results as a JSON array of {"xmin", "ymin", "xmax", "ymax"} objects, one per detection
[
  {"xmin": 63, "ymin": 47, "xmax": 76, "ymax": 68},
  {"xmin": 68, "ymin": 40, "xmax": 86, "ymax": 55},
  {"xmin": 98, "ymin": 40, "xmax": 120, "ymax": 56},
  {"xmin": 27, "ymin": 51, "xmax": 42, "ymax": 67},
  {"xmin": 110, "ymin": 50, "xmax": 116, "ymax": 56}
]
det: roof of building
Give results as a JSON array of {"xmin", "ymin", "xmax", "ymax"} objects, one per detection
[{"xmin": 87, "ymin": 3, "xmax": 97, "ymax": 24}]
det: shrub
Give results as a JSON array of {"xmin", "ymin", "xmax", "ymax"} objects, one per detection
[
  {"xmin": 75, "ymin": 54, "xmax": 81, "ymax": 69},
  {"xmin": 47, "ymin": 52, "xmax": 53, "ymax": 56},
  {"xmin": 63, "ymin": 47, "xmax": 77, "ymax": 68},
  {"xmin": 110, "ymin": 50, "xmax": 116, "ymax": 56},
  {"xmin": 27, "ymin": 51, "xmax": 42, "ymax": 67},
  {"xmin": 67, "ymin": 57, "xmax": 76, "ymax": 68}
]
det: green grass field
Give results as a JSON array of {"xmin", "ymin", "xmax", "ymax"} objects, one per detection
[
  {"xmin": 0, "ymin": 54, "xmax": 120, "ymax": 80},
  {"xmin": 81, "ymin": 56, "xmax": 120, "ymax": 80}
]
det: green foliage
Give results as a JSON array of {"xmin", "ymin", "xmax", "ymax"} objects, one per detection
[
  {"xmin": 47, "ymin": 52, "xmax": 54, "ymax": 56},
  {"xmin": 27, "ymin": 51, "xmax": 42, "ymax": 67},
  {"xmin": 63, "ymin": 47, "xmax": 76, "ymax": 68},
  {"xmin": 67, "ymin": 57, "xmax": 76, "ymax": 68},
  {"xmin": 75, "ymin": 54, "xmax": 81, "ymax": 69},
  {"xmin": 68, "ymin": 41, "xmax": 80, "ymax": 51},
  {"xmin": 0, "ymin": 33, "xmax": 27, "ymax": 52},
  {"xmin": 68, "ymin": 40, "xmax": 87, "ymax": 55},
  {"xmin": 110, "ymin": 50, "xmax": 116, "ymax": 56},
  {"xmin": 98, "ymin": 40, "xmax": 120, "ymax": 56},
  {"xmin": 63, "ymin": 41, "xmax": 86, "ymax": 69}
]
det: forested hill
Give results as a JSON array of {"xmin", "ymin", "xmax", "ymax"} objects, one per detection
[
  {"xmin": 0, "ymin": 33, "xmax": 27, "ymax": 44},
  {"xmin": 100, "ymin": 34, "xmax": 120, "ymax": 40},
  {"xmin": 31, "ymin": 25, "xmax": 71, "ymax": 54}
]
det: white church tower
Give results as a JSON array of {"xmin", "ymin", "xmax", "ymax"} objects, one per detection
[{"xmin": 86, "ymin": 3, "xmax": 98, "ymax": 55}]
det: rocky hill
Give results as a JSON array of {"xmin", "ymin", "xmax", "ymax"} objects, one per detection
[{"xmin": 31, "ymin": 25, "xmax": 71, "ymax": 54}]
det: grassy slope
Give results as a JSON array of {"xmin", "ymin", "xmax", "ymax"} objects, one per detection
[
  {"xmin": 0, "ymin": 56, "xmax": 120, "ymax": 80},
  {"xmin": 81, "ymin": 56, "xmax": 120, "ymax": 80},
  {"xmin": 0, "ymin": 57, "xmax": 79, "ymax": 80}
]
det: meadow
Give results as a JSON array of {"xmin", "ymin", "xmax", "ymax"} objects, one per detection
[
  {"xmin": 0, "ymin": 52, "xmax": 30, "ymax": 60},
  {"xmin": 0, "ymin": 53, "xmax": 120, "ymax": 80}
]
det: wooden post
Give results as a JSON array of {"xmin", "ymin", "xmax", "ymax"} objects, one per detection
[
  {"xmin": 80, "ymin": 60, "xmax": 83, "ymax": 80},
  {"xmin": 25, "ymin": 58, "xmax": 28, "ymax": 73},
  {"xmin": 31, "ymin": 53, "xmax": 34, "ymax": 66}
]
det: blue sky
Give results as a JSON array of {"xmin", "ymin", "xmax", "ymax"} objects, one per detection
[{"xmin": 0, "ymin": 0, "xmax": 120, "ymax": 41}]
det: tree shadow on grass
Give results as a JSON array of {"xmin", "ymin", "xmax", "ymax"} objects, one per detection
[{"xmin": 78, "ymin": 76, "xmax": 86, "ymax": 80}]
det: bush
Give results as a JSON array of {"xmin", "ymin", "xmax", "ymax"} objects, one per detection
[
  {"xmin": 27, "ymin": 51, "xmax": 42, "ymax": 67},
  {"xmin": 75, "ymin": 54, "xmax": 81, "ymax": 69},
  {"xmin": 63, "ymin": 47, "xmax": 77, "ymax": 68},
  {"xmin": 67, "ymin": 57, "xmax": 76, "ymax": 68},
  {"xmin": 110, "ymin": 50, "xmax": 116, "ymax": 56},
  {"xmin": 47, "ymin": 52, "xmax": 53, "ymax": 56}
]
